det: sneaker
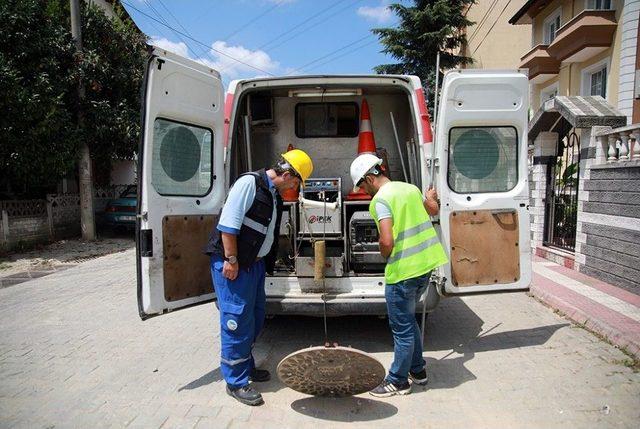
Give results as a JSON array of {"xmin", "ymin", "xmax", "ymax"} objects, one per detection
[
  {"xmin": 409, "ymin": 369, "xmax": 428, "ymax": 386},
  {"xmin": 250, "ymin": 368, "xmax": 271, "ymax": 382},
  {"xmin": 369, "ymin": 380, "xmax": 411, "ymax": 397},
  {"xmin": 226, "ymin": 384, "xmax": 264, "ymax": 406}
]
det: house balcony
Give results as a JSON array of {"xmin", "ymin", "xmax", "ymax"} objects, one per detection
[
  {"xmin": 546, "ymin": 9, "xmax": 617, "ymax": 63},
  {"xmin": 519, "ymin": 45, "xmax": 560, "ymax": 84}
]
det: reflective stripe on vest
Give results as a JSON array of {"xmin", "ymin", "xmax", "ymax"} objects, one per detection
[
  {"xmin": 370, "ymin": 181, "xmax": 449, "ymax": 284},
  {"xmin": 242, "ymin": 217, "xmax": 269, "ymax": 234}
]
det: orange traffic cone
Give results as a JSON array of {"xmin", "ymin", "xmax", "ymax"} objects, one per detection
[
  {"xmin": 347, "ymin": 99, "xmax": 377, "ymax": 200},
  {"xmin": 282, "ymin": 144, "xmax": 300, "ymax": 202}
]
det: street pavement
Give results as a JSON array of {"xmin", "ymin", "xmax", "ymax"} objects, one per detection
[{"xmin": 0, "ymin": 249, "xmax": 638, "ymax": 428}]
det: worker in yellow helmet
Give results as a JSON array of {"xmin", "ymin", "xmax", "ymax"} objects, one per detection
[{"xmin": 205, "ymin": 148, "xmax": 313, "ymax": 406}]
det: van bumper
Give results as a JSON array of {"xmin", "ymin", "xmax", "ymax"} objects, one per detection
[{"xmin": 265, "ymin": 297, "xmax": 388, "ymax": 316}]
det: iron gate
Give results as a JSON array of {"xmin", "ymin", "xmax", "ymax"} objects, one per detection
[{"xmin": 544, "ymin": 131, "xmax": 580, "ymax": 252}]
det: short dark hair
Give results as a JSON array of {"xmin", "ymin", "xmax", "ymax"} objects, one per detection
[{"xmin": 273, "ymin": 158, "xmax": 301, "ymax": 180}]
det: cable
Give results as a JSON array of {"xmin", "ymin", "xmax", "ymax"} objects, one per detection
[
  {"xmin": 217, "ymin": 0, "xmax": 359, "ymax": 74},
  {"xmin": 122, "ymin": 0, "xmax": 276, "ymax": 76},
  {"xmin": 222, "ymin": 1, "xmax": 285, "ymax": 42},
  {"xmin": 264, "ymin": 0, "xmax": 366, "ymax": 53},
  {"xmin": 472, "ymin": 0, "xmax": 513, "ymax": 55},
  {"xmin": 143, "ymin": 0, "xmax": 201, "ymax": 61},
  {"xmin": 153, "ymin": 0, "xmax": 229, "ymax": 86},
  {"xmin": 466, "ymin": 0, "xmax": 499, "ymax": 44},
  {"xmin": 258, "ymin": 0, "xmax": 353, "ymax": 51},
  {"xmin": 300, "ymin": 38, "xmax": 379, "ymax": 74},
  {"xmin": 287, "ymin": 34, "xmax": 373, "ymax": 75}
]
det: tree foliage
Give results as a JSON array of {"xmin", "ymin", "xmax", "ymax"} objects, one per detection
[
  {"xmin": 0, "ymin": 0, "xmax": 147, "ymax": 196},
  {"xmin": 0, "ymin": 0, "xmax": 78, "ymax": 193},
  {"xmin": 373, "ymin": 0, "xmax": 475, "ymax": 112},
  {"xmin": 79, "ymin": 3, "xmax": 148, "ymax": 186}
]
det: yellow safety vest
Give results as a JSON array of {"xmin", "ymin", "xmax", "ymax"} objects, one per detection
[{"xmin": 370, "ymin": 181, "xmax": 449, "ymax": 284}]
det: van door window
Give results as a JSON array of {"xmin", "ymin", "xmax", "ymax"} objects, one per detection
[
  {"xmin": 151, "ymin": 118, "xmax": 213, "ymax": 196},
  {"xmin": 447, "ymin": 126, "xmax": 518, "ymax": 193},
  {"xmin": 295, "ymin": 102, "xmax": 359, "ymax": 138}
]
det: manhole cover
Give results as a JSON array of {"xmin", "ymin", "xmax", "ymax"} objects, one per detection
[{"xmin": 277, "ymin": 345, "xmax": 385, "ymax": 397}]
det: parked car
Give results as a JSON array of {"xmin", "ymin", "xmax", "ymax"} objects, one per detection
[{"xmin": 103, "ymin": 185, "xmax": 137, "ymax": 230}]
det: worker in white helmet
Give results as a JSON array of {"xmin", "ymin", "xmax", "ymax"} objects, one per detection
[{"xmin": 349, "ymin": 153, "xmax": 449, "ymax": 397}]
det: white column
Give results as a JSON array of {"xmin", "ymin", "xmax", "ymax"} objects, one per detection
[
  {"xmin": 632, "ymin": 129, "xmax": 640, "ymax": 160},
  {"xmin": 619, "ymin": 131, "xmax": 630, "ymax": 161},
  {"xmin": 607, "ymin": 135, "xmax": 618, "ymax": 162}
]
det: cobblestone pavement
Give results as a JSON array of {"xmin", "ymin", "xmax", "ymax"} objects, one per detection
[{"xmin": 0, "ymin": 249, "xmax": 638, "ymax": 429}]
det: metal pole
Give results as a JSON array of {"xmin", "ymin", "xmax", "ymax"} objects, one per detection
[
  {"xmin": 70, "ymin": 0, "xmax": 96, "ymax": 240},
  {"xmin": 429, "ymin": 52, "xmax": 440, "ymax": 189},
  {"xmin": 389, "ymin": 112, "xmax": 408, "ymax": 182}
]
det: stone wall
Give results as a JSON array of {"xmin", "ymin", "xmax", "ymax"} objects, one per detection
[
  {"xmin": 574, "ymin": 126, "xmax": 640, "ymax": 293},
  {"xmin": 577, "ymin": 162, "xmax": 640, "ymax": 292}
]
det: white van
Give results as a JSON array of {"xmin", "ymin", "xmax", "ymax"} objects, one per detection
[{"xmin": 136, "ymin": 48, "xmax": 532, "ymax": 320}]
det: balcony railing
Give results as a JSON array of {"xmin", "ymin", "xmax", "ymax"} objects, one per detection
[
  {"xmin": 546, "ymin": 9, "xmax": 617, "ymax": 63},
  {"xmin": 519, "ymin": 44, "xmax": 561, "ymax": 83},
  {"xmin": 595, "ymin": 124, "xmax": 640, "ymax": 164}
]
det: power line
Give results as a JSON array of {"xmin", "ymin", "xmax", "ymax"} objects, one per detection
[
  {"xmin": 217, "ymin": 0, "xmax": 361, "ymax": 75},
  {"xmin": 122, "ymin": 1, "xmax": 275, "ymax": 76},
  {"xmin": 154, "ymin": 0, "xmax": 228, "ymax": 86},
  {"xmin": 301, "ymin": 38, "xmax": 379, "ymax": 74},
  {"xmin": 257, "ymin": 0, "xmax": 353, "ymax": 52},
  {"xmin": 467, "ymin": 0, "xmax": 499, "ymax": 43},
  {"xmin": 288, "ymin": 34, "xmax": 374, "ymax": 75},
  {"xmin": 222, "ymin": 1, "xmax": 285, "ymax": 42},
  {"xmin": 472, "ymin": 0, "xmax": 513, "ymax": 55},
  {"xmin": 142, "ymin": 0, "xmax": 202, "ymax": 61},
  {"xmin": 265, "ymin": 0, "xmax": 366, "ymax": 53}
]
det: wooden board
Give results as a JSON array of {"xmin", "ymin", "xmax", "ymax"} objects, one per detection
[
  {"xmin": 162, "ymin": 215, "xmax": 216, "ymax": 301},
  {"xmin": 449, "ymin": 210, "xmax": 520, "ymax": 287}
]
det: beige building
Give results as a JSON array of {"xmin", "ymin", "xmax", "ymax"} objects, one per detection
[
  {"xmin": 461, "ymin": 0, "xmax": 532, "ymax": 69},
  {"xmin": 512, "ymin": 0, "xmax": 639, "ymax": 122},
  {"xmin": 509, "ymin": 0, "xmax": 640, "ymax": 292}
]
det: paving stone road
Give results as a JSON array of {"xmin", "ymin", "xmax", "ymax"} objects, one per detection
[{"xmin": 0, "ymin": 249, "xmax": 638, "ymax": 428}]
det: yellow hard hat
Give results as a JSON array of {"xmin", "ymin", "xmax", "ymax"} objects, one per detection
[{"xmin": 281, "ymin": 149, "xmax": 313, "ymax": 181}]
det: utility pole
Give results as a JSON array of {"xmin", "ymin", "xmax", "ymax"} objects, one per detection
[{"xmin": 70, "ymin": 0, "xmax": 96, "ymax": 240}]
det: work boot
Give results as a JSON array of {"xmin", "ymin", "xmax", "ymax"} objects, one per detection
[
  {"xmin": 369, "ymin": 379, "xmax": 411, "ymax": 397},
  {"xmin": 250, "ymin": 368, "xmax": 271, "ymax": 382},
  {"xmin": 409, "ymin": 369, "xmax": 428, "ymax": 386},
  {"xmin": 226, "ymin": 384, "xmax": 264, "ymax": 406}
]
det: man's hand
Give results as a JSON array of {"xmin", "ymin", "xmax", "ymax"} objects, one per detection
[
  {"xmin": 222, "ymin": 261, "xmax": 239, "ymax": 280},
  {"xmin": 424, "ymin": 187, "xmax": 440, "ymax": 216},
  {"xmin": 425, "ymin": 187, "xmax": 438, "ymax": 202}
]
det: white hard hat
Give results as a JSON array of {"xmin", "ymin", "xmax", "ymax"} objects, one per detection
[{"xmin": 350, "ymin": 154, "xmax": 383, "ymax": 191}]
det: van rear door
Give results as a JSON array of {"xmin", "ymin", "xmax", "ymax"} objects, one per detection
[
  {"xmin": 436, "ymin": 70, "xmax": 531, "ymax": 295},
  {"xmin": 137, "ymin": 49, "xmax": 226, "ymax": 319}
]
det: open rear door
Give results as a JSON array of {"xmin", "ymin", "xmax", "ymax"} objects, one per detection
[
  {"xmin": 436, "ymin": 70, "xmax": 531, "ymax": 295},
  {"xmin": 137, "ymin": 49, "xmax": 226, "ymax": 319}
]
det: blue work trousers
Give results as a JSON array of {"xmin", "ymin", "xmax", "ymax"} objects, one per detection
[
  {"xmin": 211, "ymin": 256, "xmax": 266, "ymax": 389},
  {"xmin": 385, "ymin": 273, "xmax": 430, "ymax": 385}
]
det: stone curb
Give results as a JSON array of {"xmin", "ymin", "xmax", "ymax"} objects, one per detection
[{"xmin": 531, "ymin": 284, "xmax": 640, "ymax": 358}]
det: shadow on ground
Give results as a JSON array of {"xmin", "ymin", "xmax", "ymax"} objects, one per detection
[
  {"xmin": 290, "ymin": 396, "xmax": 398, "ymax": 421},
  {"xmin": 178, "ymin": 367, "xmax": 222, "ymax": 391},
  {"xmin": 182, "ymin": 296, "xmax": 568, "ymax": 412}
]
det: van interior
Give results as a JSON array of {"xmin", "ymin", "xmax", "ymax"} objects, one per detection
[{"xmin": 227, "ymin": 83, "xmax": 420, "ymax": 278}]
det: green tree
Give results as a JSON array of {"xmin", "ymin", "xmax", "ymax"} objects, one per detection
[
  {"xmin": 0, "ymin": 0, "xmax": 79, "ymax": 194},
  {"xmin": 0, "ymin": 0, "xmax": 147, "ymax": 195},
  {"xmin": 373, "ymin": 0, "xmax": 475, "ymax": 113},
  {"xmin": 79, "ymin": 3, "xmax": 148, "ymax": 186}
]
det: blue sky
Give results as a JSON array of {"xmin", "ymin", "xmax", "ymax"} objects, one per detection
[{"xmin": 122, "ymin": 0, "xmax": 405, "ymax": 85}]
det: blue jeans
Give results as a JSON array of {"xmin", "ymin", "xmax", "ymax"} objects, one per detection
[{"xmin": 385, "ymin": 272, "xmax": 430, "ymax": 384}]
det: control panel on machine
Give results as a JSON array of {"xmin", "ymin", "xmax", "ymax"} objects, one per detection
[
  {"xmin": 298, "ymin": 178, "xmax": 342, "ymax": 236},
  {"xmin": 349, "ymin": 211, "xmax": 386, "ymax": 272}
]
